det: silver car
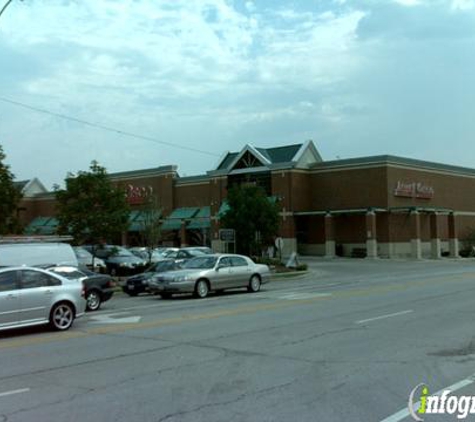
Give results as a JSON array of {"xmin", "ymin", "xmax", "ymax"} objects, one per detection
[
  {"xmin": 147, "ymin": 254, "xmax": 270, "ymax": 299},
  {"xmin": 0, "ymin": 267, "xmax": 86, "ymax": 332}
]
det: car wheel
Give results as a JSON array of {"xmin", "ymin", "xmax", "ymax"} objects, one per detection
[
  {"xmin": 126, "ymin": 290, "xmax": 138, "ymax": 297},
  {"xmin": 86, "ymin": 290, "xmax": 102, "ymax": 311},
  {"xmin": 50, "ymin": 302, "xmax": 75, "ymax": 331},
  {"xmin": 194, "ymin": 279, "xmax": 209, "ymax": 299},
  {"xmin": 159, "ymin": 293, "xmax": 172, "ymax": 299},
  {"xmin": 248, "ymin": 275, "xmax": 261, "ymax": 293}
]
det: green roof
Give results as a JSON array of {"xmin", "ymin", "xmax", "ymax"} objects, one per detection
[
  {"xmin": 264, "ymin": 144, "xmax": 302, "ymax": 163},
  {"xmin": 217, "ymin": 144, "xmax": 303, "ymax": 171},
  {"xmin": 217, "ymin": 153, "xmax": 239, "ymax": 170}
]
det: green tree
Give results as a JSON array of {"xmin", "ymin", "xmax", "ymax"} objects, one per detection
[
  {"xmin": 55, "ymin": 161, "xmax": 130, "ymax": 254},
  {"xmin": 0, "ymin": 145, "xmax": 22, "ymax": 235},
  {"xmin": 221, "ymin": 184, "xmax": 279, "ymax": 256}
]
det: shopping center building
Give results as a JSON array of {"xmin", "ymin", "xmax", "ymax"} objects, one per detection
[{"xmin": 17, "ymin": 140, "xmax": 475, "ymax": 258}]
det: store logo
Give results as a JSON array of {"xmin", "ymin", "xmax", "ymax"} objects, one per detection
[
  {"xmin": 408, "ymin": 384, "xmax": 475, "ymax": 420},
  {"xmin": 394, "ymin": 181, "xmax": 434, "ymax": 199}
]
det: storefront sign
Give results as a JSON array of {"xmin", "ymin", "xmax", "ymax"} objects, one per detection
[
  {"xmin": 394, "ymin": 181, "xmax": 434, "ymax": 199},
  {"xmin": 126, "ymin": 185, "xmax": 153, "ymax": 204}
]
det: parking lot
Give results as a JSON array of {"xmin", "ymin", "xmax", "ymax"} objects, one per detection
[{"xmin": 2, "ymin": 258, "xmax": 475, "ymax": 421}]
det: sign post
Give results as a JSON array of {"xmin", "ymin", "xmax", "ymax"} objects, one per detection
[{"xmin": 219, "ymin": 229, "xmax": 236, "ymax": 254}]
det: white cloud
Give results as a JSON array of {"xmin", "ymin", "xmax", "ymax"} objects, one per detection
[
  {"xmin": 451, "ymin": 0, "xmax": 475, "ymax": 10},
  {"xmin": 392, "ymin": 0, "xmax": 423, "ymax": 6}
]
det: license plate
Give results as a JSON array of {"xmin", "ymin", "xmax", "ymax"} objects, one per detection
[{"xmin": 128, "ymin": 285, "xmax": 134, "ymax": 290}]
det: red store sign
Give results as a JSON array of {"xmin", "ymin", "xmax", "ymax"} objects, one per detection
[
  {"xmin": 394, "ymin": 181, "xmax": 434, "ymax": 199},
  {"xmin": 126, "ymin": 185, "xmax": 153, "ymax": 205}
]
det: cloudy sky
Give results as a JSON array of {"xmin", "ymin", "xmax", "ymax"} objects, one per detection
[{"xmin": 0, "ymin": 0, "xmax": 474, "ymax": 188}]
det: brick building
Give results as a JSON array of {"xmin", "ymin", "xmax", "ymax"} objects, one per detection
[{"xmin": 19, "ymin": 141, "xmax": 475, "ymax": 258}]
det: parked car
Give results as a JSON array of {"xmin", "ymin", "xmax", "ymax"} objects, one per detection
[
  {"xmin": 73, "ymin": 247, "xmax": 107, "ymax": 272},
  {"xmin": 165, "ymin": 247, "xmax": 208, "ymax": 265},
  {"xmin": 129, "ymin": 247, "xmax": 164, "ymax": 263},
  {"xmin": 84, "ymin": 245, "xmax": 147, "ymax": 276},
  {"xmin": 0, "ymin": 242, "xmax": 78, "ymax": 267},
  {"xmin": 0, "ymin": 266, "xmax": 86, "ymax": 332},
  {"xmin": 123, "ymin": 259, "xmax": 180, "ymax": 296},
  {"xmin": 44, "ymin": 265, "xmax": 115, "ymax": 311},
  {"xmin": 147, "ymin": 254, "xmax": 270, "ymax": 299}
]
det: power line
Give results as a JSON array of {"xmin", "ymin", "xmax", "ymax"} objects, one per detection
[{"xmin": 0, "ymin": 96, "xmax": 220, "ymax": 158}]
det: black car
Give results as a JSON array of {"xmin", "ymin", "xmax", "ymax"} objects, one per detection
[
  {"xmin": 123, "ymin": 259, "xmax": 179, "ymax": 296},
  {"xmin": 44, "ymin": 265, "xmax": 115, "ymax": 311},
  {"xmin": 84, "ymin": 245, "xmax": 148, "ymax": 276}
]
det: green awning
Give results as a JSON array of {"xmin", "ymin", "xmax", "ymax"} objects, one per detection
[
  {"xmin": 187, "ymin": 219, "xmax": 211, "ymax": 230},
  {"xmin": 187, "ymin": 207, "xmax": 210, "ymax": 230},
  {"xmin": 168, "ymin": 207, "xmax": 200, "ymax": 219},
  {"xmin": 160, "ymin": 219, "xmax": 183, "ymax": 231},
  {"xmin": 25, "ymin": 217, "xmax": 58, "ymax": 235}
]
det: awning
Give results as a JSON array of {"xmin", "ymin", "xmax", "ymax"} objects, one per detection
[
  {"xmin": 129, "ymin": 210, "xmax": 161, "ymax": 232},
  {"xmin": 160, "ymin": 207, "xmax": 200, "ymax": 231},
  {"xmin": 160, "ymin": 219, "xmax": 183, "ymax": 231},
  {"xmin": 24, "ymin": 217, "xmax": 58, "ymax": 235},
  {"xmin": 187, "ymin": 206, "xmax": 211, "ymax": 230}
]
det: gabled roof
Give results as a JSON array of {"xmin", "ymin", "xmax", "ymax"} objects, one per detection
[
  {"xmin": 213, "ymin": 141, "xmax": 321, "ymax": 173},
  {"xmin": 14, "ymin": 178, "xmax": 48, "ymax": 197}
]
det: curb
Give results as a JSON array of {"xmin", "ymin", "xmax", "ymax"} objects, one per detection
[{"xmin": 270, "ymin": 271, "xmax": 309, "ymax": 280}]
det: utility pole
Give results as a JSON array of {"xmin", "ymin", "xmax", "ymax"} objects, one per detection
[{"xmin": 0, "ymin": 0, "xmax": 21, "ymax": 21}]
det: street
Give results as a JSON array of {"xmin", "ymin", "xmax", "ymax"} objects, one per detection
[{"xmin": 1, "ymin": 258, "xmax": 475, "ymax": 421}]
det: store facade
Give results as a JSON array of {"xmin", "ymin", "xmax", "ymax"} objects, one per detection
[{"xmin": 19, "ymin": 141, "xmax": 475, "ymax": 258}]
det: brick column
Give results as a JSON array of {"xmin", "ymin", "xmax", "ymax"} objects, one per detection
[
  {"xmin": 448, "ymin": 212, "xmax": 459, "ymax": 258},
  {"xmin": 430, "ymin": 212, "xmax": 441, "ymax": 259},
  {"xmin": 366, "ymin": 210, "xmax": 378, "ymax": 259},
  {"xmin": 179, "ymin": 220, "xmax": 188, "ymax": 247},
  {"xmin": 410, "ymin": 209, "xmax": 422, "ymax": 259},
  {"xmin": 324, "ymin": 213, "xmax": 336, "ymax": 258}
]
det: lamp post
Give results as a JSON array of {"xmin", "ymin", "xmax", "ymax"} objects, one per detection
[{"xmin": 0, "ymin": 0, "xmax": 21, "ymax": 20}]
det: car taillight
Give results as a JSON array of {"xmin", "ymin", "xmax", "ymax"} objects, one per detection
[
  {"xmin": 81, "ymin": 282, "xmax": 86, "ymax": 298},
  {"xmin": 107, "ymin": 280, "xmax": 116, "ymax": 288}
]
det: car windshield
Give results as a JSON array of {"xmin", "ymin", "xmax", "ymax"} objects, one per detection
[{"xmin": 182, "ymin": 257, "xmax": 217, "ymax": 269}]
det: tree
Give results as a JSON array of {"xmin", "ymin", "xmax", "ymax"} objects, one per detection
[
  {"xmin": 221, "ymin": 184, "xmax": 279, "ymax": 256},
  {"xmin": 0, "ymin": 145, "xmax": 22, "ymax": 235},
  {"xmin": 138, "ymin": 195, "xmax": 162, "ymax": 264},
  {"xmin": 55, "ymin": 161, "xmax": 130, "ymax": 257}
]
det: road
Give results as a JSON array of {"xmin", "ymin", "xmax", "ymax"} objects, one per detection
[{"xmin": 1, "ymin": 258, "xmax": 475, "ymax": 421}]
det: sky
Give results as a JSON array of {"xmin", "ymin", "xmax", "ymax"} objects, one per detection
[{"xmin": 0, "ymin": 0, "xmax": 474, "ymax": 189}]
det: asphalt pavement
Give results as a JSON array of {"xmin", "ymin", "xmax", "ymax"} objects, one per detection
[{"xmin": 1, "ymin": 257, "xmax": 475, "ymax": 421}]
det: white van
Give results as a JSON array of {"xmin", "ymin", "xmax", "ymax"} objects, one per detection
[{"xmin": 0, "ymin": 243, "xmax": 78, "ymax": 267}]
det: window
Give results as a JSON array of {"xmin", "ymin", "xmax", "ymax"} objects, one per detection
[
  {"xmin": 0, "ymin": 271, "xmax": 17, "ymax": 292},
  {"xmin": 20, "ymin": 270, "xmax": 61, "ymax": 289},
  {"xmin": 230, "ymin": 257, "xmax": 248, "ymax": 267},
  {"xmin": 219, "ymin": 257, "xmax": 232, "ymax": 268}
]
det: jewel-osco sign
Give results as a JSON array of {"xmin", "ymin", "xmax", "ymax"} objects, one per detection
[{"xmin": 394, "ymin": 181, "xmax": 434, "ymax": 199}]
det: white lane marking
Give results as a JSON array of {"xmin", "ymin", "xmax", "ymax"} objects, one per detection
[
  {"xmin": 251, "ymin": 292, "xmax": 332, "ymax": 300},
  {"xmin": 0, "ymin": 388, "xmax": 30, "ymax": 398},
  {"xmin": 356, "ymin": 310, "xmax": 413, "ymax": 325},
  {"xmin": 89, "ymin": 314, "xmax": 141, "ymax": 324},
  {"xmin": 380, "ymin": 374, "xmax": 475, "ymax": 422}
]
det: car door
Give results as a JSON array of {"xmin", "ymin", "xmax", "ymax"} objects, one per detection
[
  {"xmin": 229, "ymin": 256, "xmax": 252, "ymax": 287},
  {"xmin": 214, "ymin": 256, "xmax": 234, "ymax": 289},
  {"xmin": 18, "ymin": 269, "xmax": 62, "ymax": 324},
  {"xmin": 0, "ymin": 270, "xmax": 20, "ymax": 328}
]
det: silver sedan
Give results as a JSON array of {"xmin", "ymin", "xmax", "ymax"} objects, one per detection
[
  {"xmin": 148, "ymin": 254, "xmax": 270, "ymax": 299},
  {"xmin": 0, "ymin": 266, "xmax": 86, "ymax": 332}
]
